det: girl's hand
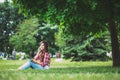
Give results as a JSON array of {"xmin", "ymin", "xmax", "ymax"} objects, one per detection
[{"xmin": 33, "ymin": 59, "xmax": 41, "ymax": 65}]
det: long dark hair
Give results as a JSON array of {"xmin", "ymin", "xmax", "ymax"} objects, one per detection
[{"xmin": 40, "ymin": 40, "xmax": 48, "ymax": 52}]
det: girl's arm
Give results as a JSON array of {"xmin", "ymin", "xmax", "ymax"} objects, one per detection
[{"xmin": 32, "ymin": 48, "xmax": 41, "ymax": 64}]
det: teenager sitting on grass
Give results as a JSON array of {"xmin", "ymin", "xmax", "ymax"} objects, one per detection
[{"xmin": 18, "ymin": 40, "xmax": 50, "ymax": 70}]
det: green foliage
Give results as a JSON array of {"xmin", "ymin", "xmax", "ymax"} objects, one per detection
[
  {"xmin": 12, "ymin": 0, "xmax": 120, "ymax": 41},
  {"xmin": 10, "ymin": 17, "xmax": 39, "ymax": 53},
  {"xmin": 15, "ymin": 53, "xmax": 21, "ymax": 60},
  {"xmin": 12, "ymin": 0, "xmax": 115, "ymax": 35},
  {"xmin": 61, "ymin": 32, "xmax": 111, "ymax": 61},
  {"xmin": 34, "ymin": 23, "xmax": 59, "ymax": 54},
  {"xmin": 55, "ymin": 24, "xmax": 66, "ymax": 48},
  {"xmin": 0, "ymin": 1, "xmax": 24, "ymax": 54},
  {"xmin": 12, "ymin": 0, "xmax": 120, "ymax": 66}
]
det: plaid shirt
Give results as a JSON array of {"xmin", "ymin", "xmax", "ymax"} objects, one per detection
[{"xmin": 34, "ymin": 52, "xmax": 50, "ymax": 67}]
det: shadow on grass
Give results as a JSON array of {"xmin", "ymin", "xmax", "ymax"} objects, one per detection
[
  {"xmin": 5, "ymin": 66, "xmax": 119, "ymax": 74},
  {"xmin": 1, "ymin": 66, "xmax": 120, "ymax": 74},
  {"xmin": 47, "ymin": 66, "xmax": 120, "ymax": 74}
]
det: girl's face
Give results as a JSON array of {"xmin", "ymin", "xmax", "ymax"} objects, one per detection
[{"xmin": 40, "ymin": 43, "xmax": 45, "ymax": 51}]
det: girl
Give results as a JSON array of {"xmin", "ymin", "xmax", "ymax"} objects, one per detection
[{"xmin": 18, "ymin": 40, "xmax": 50, "ymax": 70}]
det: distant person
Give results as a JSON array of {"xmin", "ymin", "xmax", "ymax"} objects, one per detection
[
  {"xmin": 55, "ymin": 51, "xmax": 63, "ymax": 62},
  {"xmin": 56, "ymin": 51, "xmax": 61, "ymax": 58},
  {"xmin": 12, "ymin": 49, "xmax": 16, "ymax": 60},
  {"xmin": 18, "ymin": 40, "xmax": 50, "ymax": 70}
]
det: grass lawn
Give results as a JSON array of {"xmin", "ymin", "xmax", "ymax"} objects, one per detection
[{"xmin": 0, "ymin": 59, "xmax": 120, "ymax": 80}]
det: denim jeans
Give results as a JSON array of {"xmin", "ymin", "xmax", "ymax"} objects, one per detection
[{"xmin": 19, "ymin": 59, "xmax": 49, "ymax": 70}]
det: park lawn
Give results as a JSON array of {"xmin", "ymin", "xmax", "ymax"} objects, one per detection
[{"xmin": 0, "ymin": 59, "xmax": 120, "ymax": 80}]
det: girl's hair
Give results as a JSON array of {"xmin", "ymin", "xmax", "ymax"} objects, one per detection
[{"xmin": 40, "ymin": 40, "xmax": 48, "ymax": 52}]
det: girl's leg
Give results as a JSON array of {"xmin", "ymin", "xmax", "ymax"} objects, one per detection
[
  {"xmin": 18, "ymin": 59, "xmax": 32, "ymax": 70},
  {"xmin": 31, "ymin": 62, "xmax": 44, "ymax": 70}
]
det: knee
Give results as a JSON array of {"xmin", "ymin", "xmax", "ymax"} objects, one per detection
[{"xmin": 27, "ymin": 59, "xmax": 32, "ymax": 63}]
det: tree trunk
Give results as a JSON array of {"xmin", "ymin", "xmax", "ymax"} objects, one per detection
[
  {"xmin": 109, "ymin": 19, "xmax": 120, "ymax": 67},
  {"xmin": 108, "ymin": 0, "xmax": 120, "ymax": 67}
]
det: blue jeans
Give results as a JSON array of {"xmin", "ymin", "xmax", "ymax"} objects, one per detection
[{"xmin": 19, "ymin": 59, "xmax": 44, "ymax": 70}]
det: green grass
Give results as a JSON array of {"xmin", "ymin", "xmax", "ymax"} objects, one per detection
[{"xmin": 0, "ymin": 59, "xmax": 120, "ymax": 80}]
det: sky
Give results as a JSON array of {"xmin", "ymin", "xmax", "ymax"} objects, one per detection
[
  {"xmin": 0, "ymin": 0, "xmax": 4, "ymax": 3},
  {"xmin": 0, "ymin": 0, "xmax": 12, "ymax": 3}
]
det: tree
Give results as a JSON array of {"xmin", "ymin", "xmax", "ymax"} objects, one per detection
[
  {"xmin": 34, "ymin": 23, "xmax": 58, "ymax": 54},
  {"xmin": 0, "ymin": 0, "xmax": 24, "ymax": 54},
  {"xmin": 56, "ymin": 28, "xmax": 110, "ymax": 61},
  {"xmin": 10, "ymin": 17, "xmax": 39, "ymax": 53},
  {"xmin": 12, "ymin": 0, "xmax": 120, "ymax": 67},
  {"xmin": 10, "ymin": 17, "xmax": 58, "ymax": 55}
]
